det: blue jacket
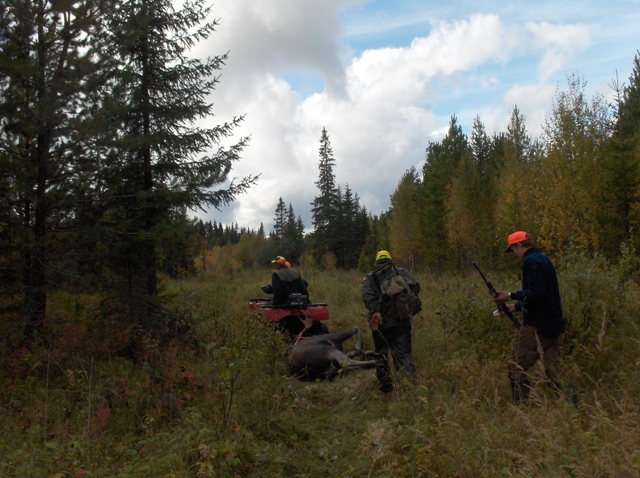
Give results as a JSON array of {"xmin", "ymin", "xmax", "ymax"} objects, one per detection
[{"xmin": 511, "ymin": 248, "xmax": 566, "ymax": 336}]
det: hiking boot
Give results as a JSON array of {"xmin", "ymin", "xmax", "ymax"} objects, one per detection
[
  {"xmin": 511, "ymin": 380, "xmax": 531, "ymax": 404},
  {"xmin": 380, "ymin": 382, "xmax": 393, "ymax": 393}
]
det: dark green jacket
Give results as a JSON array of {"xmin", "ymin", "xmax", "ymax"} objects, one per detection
[
  {"xmin": 271, "ymin": 267, "xmax": 310, "ymax": 305},
  {"xmin": 361, "ymin": 262, "xmax": 420, "ymax": 329}
]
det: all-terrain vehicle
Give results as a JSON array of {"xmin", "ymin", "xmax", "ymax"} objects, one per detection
[{"xmin": 249, "ymin": 292, "xmax": 330, "ymax": 340}]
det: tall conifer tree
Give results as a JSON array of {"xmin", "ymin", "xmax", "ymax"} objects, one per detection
[
  {"xmin": 420, "ymin": 116, "xmax": 467, "ymax": 271},
  {"xmin": 311, "ymin": 127, "xmax": 340, "ymax": 265},
  {"xmin": 389, "ymin": 168, "xmax": 422, "ymax": 270},
  {"xmin": 273, "ymin": 197, "xmax": 287, "ymax": 239},
  {"xmin": 601, "ymin": 53, "xmax": 640, "ymax": 255},
  {"xmin": 0, "ymin": 0, "xmax": 102, "ymax": 344},
  {"xmin": 92, "ymin": 0, "xmax": 256, "ymax": 296},
  {"xmin": 493, "ymin": 106, "xmax": 540, "ymax": 262}
]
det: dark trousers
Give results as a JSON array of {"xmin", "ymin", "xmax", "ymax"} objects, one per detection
[{"xmin": 373, "ymin": 324, "xmax": 415, "ymax": 391}]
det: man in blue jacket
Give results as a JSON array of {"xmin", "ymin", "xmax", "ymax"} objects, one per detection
[{"xmin": 494, "ymin": 231, "xmax": 577, "ymax": 404}]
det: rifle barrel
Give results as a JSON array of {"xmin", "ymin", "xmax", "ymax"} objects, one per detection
[{"xmin": 472, "ymin": 262, "xmax": 520, "ymax": 328}]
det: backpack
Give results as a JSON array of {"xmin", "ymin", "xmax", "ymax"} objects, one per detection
[{"xmin": 371, "ymin": 262, "xmax": 422, "ymax": 321}]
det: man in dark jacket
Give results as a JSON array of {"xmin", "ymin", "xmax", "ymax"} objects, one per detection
[
  {"xmin": 264, "ymin": 256, "xmax": 310, "ymax": 306},
  {"xmin": 261, "ymin": 256, "xmax": 327, "ymax": 340},
  {"xmin": 494, "ymin": 231, "xmax": 577, "ymax": 404},
  {"xmin": 361, "ymin": 250, "xmax": 420, "ymax": 393}
]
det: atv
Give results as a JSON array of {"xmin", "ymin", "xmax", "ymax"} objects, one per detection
[{"xmin": 249, "ymin": 292, "xmax": 330, "ymax": 340}]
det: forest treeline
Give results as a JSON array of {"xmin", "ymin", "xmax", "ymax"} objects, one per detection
[
  {"xmin": 204, "ymin": 57, "xmax": 640, "ymax": 276},
  {"xmin": 1, "ymin": 0, "xmax": 639, "ymax": 348}
]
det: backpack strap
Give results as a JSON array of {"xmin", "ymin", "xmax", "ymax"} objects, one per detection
[{"xmin": 370, "ymin": 262, "xmax": 400, "ymax": 291}]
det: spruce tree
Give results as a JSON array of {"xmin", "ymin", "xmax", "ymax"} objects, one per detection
[
  {"xmin": 90, "ymin": 0, "xmax": 257, "ymax": 296},
  {"xmin": 311, "ymin": 127, "xmax": 340, "ymax": 266},
  {"xmin": 337, "ymin": 185, "xmax": 365, "ymax": 268},
  {"xmin": 492, "ymin": 106, "xmax": 540, "ymax": 263},
  {"xmin": 420, "ymin": 116, "xmax": 467, "ymax": 271},
  {"xmin": 273, "ymin": 197, "xmax": 287, "ymax": 239},
  {"xmin": 282, "ymin": 204, "xmax": 305, "ymax": 264},
  {"xmin": 0, "ymin": 0, "xmax": 103, "ymax": 344},
  {"xmin": 601, "ymin": 53, "xmax": 640, "ymax": 255}
]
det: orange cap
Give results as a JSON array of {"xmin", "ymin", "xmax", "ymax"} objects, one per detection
[{"xmin": 505, "ymin": 231, "xmax": 531, "ymax": 252}]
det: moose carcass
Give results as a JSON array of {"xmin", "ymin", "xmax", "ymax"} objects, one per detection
[{"xmin": 287, "ymin": 326, "xmax": 380, "ymax": 381}]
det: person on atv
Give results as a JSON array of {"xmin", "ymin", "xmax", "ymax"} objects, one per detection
[{"xmin": 261, "ymin": 256, "xmax": 329, "ymax": 340}]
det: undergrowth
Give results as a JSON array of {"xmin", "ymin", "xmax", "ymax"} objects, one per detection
[{"xmin": 1, "ymin": 252, "xmax": 640, "ymax": 477}]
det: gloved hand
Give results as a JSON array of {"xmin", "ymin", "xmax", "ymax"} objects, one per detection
[{"xmin": 261, "ymin": 284, "xmax": 273, "ymax": 294}]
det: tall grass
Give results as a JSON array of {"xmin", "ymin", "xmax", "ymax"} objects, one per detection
[{"xmin": 1, "ymin": 254, "xmax": 640, "ymax": 477}]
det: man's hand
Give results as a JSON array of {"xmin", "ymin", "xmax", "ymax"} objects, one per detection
[
  {"xmin": 299, "ymin": 316, "xmax": 313, "ymax": 330},
  {"xmin": 494, "ymin": 303, "xmax": 516, "ymax": 316},
  {"xmin": 369, "ymin": 312, "xmax": 383, "ymax": 331},
  {"xmin": 493, "ymin": 291, "xmax": 509, "ymax": 304}
]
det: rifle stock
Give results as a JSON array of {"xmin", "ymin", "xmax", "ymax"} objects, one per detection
[{"xmin": 472, "ymin": 262, "xmax": 520, "ymax": 328}]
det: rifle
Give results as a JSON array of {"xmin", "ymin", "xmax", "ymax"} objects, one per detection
[{"xmin": 472, "ymin": 262, "xmax": 520, "ymax": 328}]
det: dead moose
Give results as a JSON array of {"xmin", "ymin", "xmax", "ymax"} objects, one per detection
[{"xmin": 287, "ymin": 326, "xmax": 381, "ymax": 381}]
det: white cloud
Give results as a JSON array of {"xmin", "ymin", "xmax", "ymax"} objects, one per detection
[{"xmin": 192, "ymin": 1, "xmax": 629, "ymax": 233}]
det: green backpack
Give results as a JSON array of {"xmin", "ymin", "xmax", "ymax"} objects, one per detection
[{"xmin": 371, "ymin": 262, "xmax": 422, "ymax": 320}]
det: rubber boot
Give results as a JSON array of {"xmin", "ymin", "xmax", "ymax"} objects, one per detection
[
  {"xmin": 511, "ymin": 380, "xmax": 531, "ymax": 404},
  {"xmin": 376, "ymin": 355, "xmax": 393, "ymax": 393}
]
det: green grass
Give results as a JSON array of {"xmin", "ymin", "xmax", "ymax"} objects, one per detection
[{"xmin": 1, "ymin": 260, "xmax": 640, "ymax": 477}]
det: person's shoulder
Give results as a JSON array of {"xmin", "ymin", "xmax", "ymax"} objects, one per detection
[
  {"xmin": 524, "ymin": 248, "xmax": 547, "ymax": 262},
  {"xmin": 361, "ymin": 272, "xmax": 374, "ymax": 284},
  {"xmin": 523, "ymin": 249, "xmax": 555, "ymax": 268}
]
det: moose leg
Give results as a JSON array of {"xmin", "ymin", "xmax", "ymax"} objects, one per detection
[
  {"xmin": 339, "ymin": 358, "xmax": 379, "ymax": 373},
  {"xmin": 330, "ymin": 347, "xmax": 378, "ymax": 372},
  {"xmin": 318, "ymin": 327, "xmax": 359, "ymax": 348},
  {"xmin": 347, "ymin": 326, "xmax": 364, "ymax": 357}
]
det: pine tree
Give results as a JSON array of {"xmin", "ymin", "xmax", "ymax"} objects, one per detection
[
  {"xmin": 311, "ymin": 127, "xmax": 340, "ymax": 266},
  {"xmin": 601, "ymin": 53, "xmax": 640, "ymax": 255},
  {"xmin": 420, "ymin": 116, "xmax": 467, "ymax": 271},
  {"xmin": 447, "ymin": 116, "xmax": 501, "ymax": 267},
  {"xmin": 282, "ymin": 204, "xmax": 305, "ymax": 264},
  {"xmin": 336, "ymin": 185, "xmax": 368, "ymax": 268},
  {"xmin": 273, "ymin": 197, "xmax": 287, "ymax": 239},
  {"xmin": 0, "ymin": 0, "xmax": 103, "ymax": 344},
  {"xmin": 91, "ymin": 0, "xmax": 257, "ymax": 296}
]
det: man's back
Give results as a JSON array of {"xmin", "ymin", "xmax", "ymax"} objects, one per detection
[{"xmin": 272, "ymin": 268, "xmax": 309, "ymax": 305}]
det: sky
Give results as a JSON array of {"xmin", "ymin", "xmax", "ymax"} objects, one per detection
[{"xmin": 192, "ymin": 0, "xmax": 640, "ymax": 233}]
